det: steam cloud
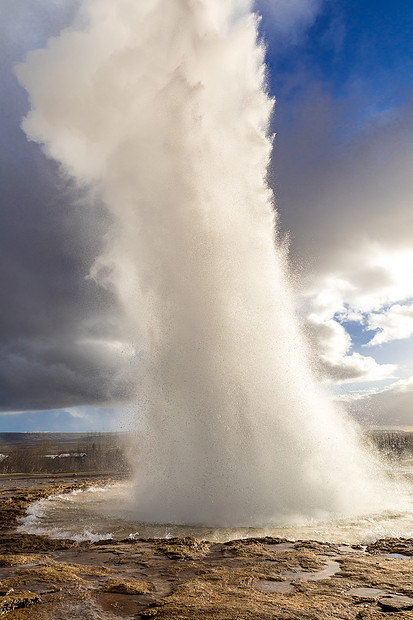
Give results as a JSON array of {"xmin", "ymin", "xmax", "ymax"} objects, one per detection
[{"xmin": 17, "ymin": 0, "xmax": 401, "ymax": 525}]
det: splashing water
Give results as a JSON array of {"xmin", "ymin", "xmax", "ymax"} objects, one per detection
[{"xmin": 16, "ymin": 0, "xmax": 407, "ymax": 527}]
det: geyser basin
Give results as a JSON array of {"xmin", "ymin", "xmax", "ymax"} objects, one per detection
[
  {"xmin": 19, "ymin": 467, "xmax": 413, "ymax": 544},
  {"xmin": 16, "ymin": 0, "xmax": 411, "ymax": 527}
]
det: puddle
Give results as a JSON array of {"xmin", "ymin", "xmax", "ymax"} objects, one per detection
[
  {"xmin": 338, "ymin": 545, "xmax": 364, "ymax": 555},
  {"xmin": 285, "ymin": 559, "xmax": 340, "ymax": 582},
  {"xmin": 256, "ymin": 557, "xmax": 341, "ymax": 595},
  {"xmin": 347, "ymin": 587, "xmax": 389, "ymax": 598},
  {"xmin": 97, "ymin": 591, "xmax": 145, "ymax": 616},
  {"xmin": 263, "ymin": 543, "xmax": 294, "ymax": 553},
  {"xmin": 256, "ymin": 580, "xmax": 293, "ymax": 594}
]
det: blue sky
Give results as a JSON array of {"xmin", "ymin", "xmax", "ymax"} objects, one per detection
[
  {"xmin": 0, "ymin": 407, "xmax": 126, "ymax": 433},
  {"xmin": 1, "ymin": 0, "xmax": 413, "ymax": 430}
]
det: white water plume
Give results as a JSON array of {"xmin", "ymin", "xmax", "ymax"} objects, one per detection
[{"xmin": 16, "ymin": 0, "xmax": 400, "ymax": 526}]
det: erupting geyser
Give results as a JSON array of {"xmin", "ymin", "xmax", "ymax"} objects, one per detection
[{"xmin": 17, "ymin": 0, "xmax": 392, "ymax": 526}]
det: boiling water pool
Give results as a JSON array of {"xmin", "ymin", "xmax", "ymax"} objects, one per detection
[{"xmin": 18, "ymin": 463, "xmax": 413, "ymax": 544}]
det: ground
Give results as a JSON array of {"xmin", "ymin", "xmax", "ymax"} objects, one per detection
[{"xmin": 0, "ymin": 474, "xmax": 412, "ymax": 619}]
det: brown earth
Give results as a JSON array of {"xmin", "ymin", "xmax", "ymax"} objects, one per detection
[{"xmin": 0, "ymin": 475, "xmax": 412, "ymax": 619}]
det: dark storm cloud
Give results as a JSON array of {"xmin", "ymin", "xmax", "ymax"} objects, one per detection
[
  {"xmin": 272, "ymin": 80, "xmax": 413, "ymax": 276},
  {"xmin": 0, "ymin": 3, "xmax": 136, "ymax": 411},
  {"xmin": 0, "ymin": 147, "xmax": 136, "ymax": 411}
]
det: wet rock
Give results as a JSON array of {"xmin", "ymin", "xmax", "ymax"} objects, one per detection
[
  {"xmin": 0, "ymin": 589, "xmax": 40, "ymax": 616},
  {"xmin": 378, "ymin": 594, "xmax": 413, "ymax": 612},
  {"xmin": 0, "ymin": 533, "xmax": 78, "ymax": 554},
  {"xmin": 293, "ymin": 540, "xmax": 339, "ymax": 555},
  {"xmin": 366, "ymin": 538, "xmax": 413, "ymax": 557},
  {"xmin": 221, "ymin": 538, "xmax": 277, "ymax": 559},
  {"xmin": 91, "ymin": 538, "xmax": 116, "ymax": 546},
  {"xmin": 157, "ymin": 537, "xmax": 210, "ymax": 559}
]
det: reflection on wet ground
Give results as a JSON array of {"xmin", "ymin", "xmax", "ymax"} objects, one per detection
[
  {"xmin": 347, "ymin": 587, "xmax": 388, "ymax": 597},
  {"xmin": 256, "ymin": 579, "xmax": 294, "ymax": 593},
  {"xmin": 285, "ymin": 558, "xmax": 341, "ymax": 582}
]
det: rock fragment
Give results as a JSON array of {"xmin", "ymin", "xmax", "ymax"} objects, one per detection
[{"xmin": 378, "ymin": 594, "xmax": 413, "ymax": 612}]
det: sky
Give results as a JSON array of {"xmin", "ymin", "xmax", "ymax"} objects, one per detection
[{"xmin": 1, "ymin": 0, "xmax": 413, "ymax": 431}]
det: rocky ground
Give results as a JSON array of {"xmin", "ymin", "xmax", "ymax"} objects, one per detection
[{"xmin": 0, "ymin": 474, "xmax": 412, "ymax": 619}]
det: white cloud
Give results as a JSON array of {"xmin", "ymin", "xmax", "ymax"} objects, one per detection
[
  {"xmin": 366, "ymin": 303, "xmax": 413, "ymax": 346},
  {"xmin": 306, "ymin": 315, "xmax": 350, "ymax": 358},
  {"xmin": 318, "ymin": 353, "xmax": 396, "ymax": 384},
  {"xmin": 303, "ymin": 249, "xmax": 413, "ymax": 320},
  {"xmin": 276, "ymin": 87, "xmax": 413, "ymax": 379},
  {"xmin": 65, "ymin": 405, "xmax": 131, "ymax": 429},
  {"xmin": 298, "ymin": 249, "xmax": 413, "ymax": 380},
  {"xmin": 305, "ymin": 314, "xmax": 396, "ymax": 383}
]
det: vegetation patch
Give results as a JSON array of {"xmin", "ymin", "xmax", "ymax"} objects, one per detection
[
  {"xmin": 102, "ymin": 578, "xmax": 150, "ymax": 594},
  {"xmin": 1, "ymin": 561, "xmax": 108, "ymax": 587},
  {"xmin": 0, "ymin": 554, "xmax": 50, "ymax": 567},
  {"xmin": 3, "ymin": 563, "xmax": 84, "ymax": 586}
]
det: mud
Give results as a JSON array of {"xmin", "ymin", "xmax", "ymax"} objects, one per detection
[{"xmin": 0, "ymin": 475, "xmax": 412, "ymax": 619}]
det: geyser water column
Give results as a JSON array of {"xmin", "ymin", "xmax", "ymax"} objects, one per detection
[{"xmin": 17, "ymin": 0, "xmax": 384, "ymax": 526}]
